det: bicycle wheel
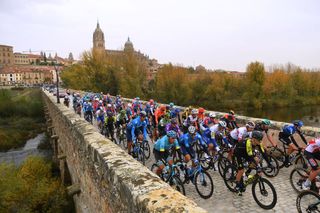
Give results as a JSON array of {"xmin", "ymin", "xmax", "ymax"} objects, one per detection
[
  {"xmin": 143, "ymin": 141, "xmax": 151, "ymax": 160},
  {"xmin": 218, "ymin": 157, "xmax": 231, "ymax": 177},
  {"xmin": 139, "ymin": 143, "xmax": 146, "ymax": 165},
  {"xmin": 296, "ymin": 190, "xmax": 320, "ymax": 213},
  {"xmin": 223, "ymin": 165, "xmax": 237, "ymax": 192},
  {"xmin": 252, "ymin": 177, "xmax": 277, "ymax": 210},
  {"xmin": 290, "ymin": 168, "xmax": 309, "ymax": 193},
  {"xmin": 295, "ymin": 155, "xmax": 308, "ymax": 169},
  {"xmin": 194, "ymin": 170, "xmax": 214, "ymax": 199},
  {"xmin": 269, "ymin": 147, "xmax": 286, "ymax": 169},
  {"xmin": 198, "ymin": 150, "xmax": 211, "ymax": 171},
  {"xmin": 169, "ymin": 175, "xmax": 186, "ymax": 196},
  {"xmin": 262, "ymin": 156, "xmax": 279, "ymax": 178}
]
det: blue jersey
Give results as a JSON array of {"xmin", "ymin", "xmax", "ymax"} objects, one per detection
[
  {"xmin": 83, "ymin": 102, "xmax": 93, "ymax": 112},
  {"xmin": 154, "ymin": 135, "xmax": 180, "ymax": 152},
  {"xmin": 127, "ymin": 116, "xmax": 148, "ymax": 140},
  {"xmin": 179, "ymin": 132, "xmax": 205, "ymax": 148}
]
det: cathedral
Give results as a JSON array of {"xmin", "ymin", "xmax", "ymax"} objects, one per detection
[{"xmin": 92, "ymin": 22, "xmax": 161, "ymax": 80}]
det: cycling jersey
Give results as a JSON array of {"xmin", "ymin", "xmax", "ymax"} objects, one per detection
[
  {"xmin": 202, "ymin": 124, "xmax": 230, "ymax": 147},
  {"xmin": 183, "ymin": 115, "xmax": 198, "ymax": 128},
  {"xmin": 230, "ymin": 127, "xmax": 251, "ymax": 141},
  {"xmin": 165, "ymin": 123, "xmax": 182, "ymax": 137},
  {"xmin": 305, "ymin": 138, "xmax": 320, "ymax": 153},
  {"xmin": 126, "ymin": 116, "xmax": 148, "ymax": 142},
  {"xmin": 179, "ymin": 132, "xmax": 206, "ymax": 148},
  {"xmin": 154, "ymin": 135, "xmax": 180, "ymax": 152}
]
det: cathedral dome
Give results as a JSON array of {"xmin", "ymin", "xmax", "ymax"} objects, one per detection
[{"xmin": 124, "ymin": 37, "xmax": 134, "ymax": 52}]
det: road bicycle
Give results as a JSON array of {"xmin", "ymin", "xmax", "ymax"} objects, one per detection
[
  {"xmin": 296, "ymin": 190, "xmax": 320, "ymax": 213},
  {"xmin": 223, "ymin": 162, "xmax": 277, "ymax": 209}
]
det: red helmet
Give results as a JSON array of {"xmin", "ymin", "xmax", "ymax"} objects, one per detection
[{"xmin": 198, "ymin": 107, "xmax": 205, "ymax": 114}]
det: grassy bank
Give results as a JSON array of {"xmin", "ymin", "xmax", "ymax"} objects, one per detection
[
  {"xmin": 0, "ymin": 156, "xmax": 74, "ymax": 212},
  {"xmin": 0, "ymin": 88, "xmax": 45, "ymax": 151}
]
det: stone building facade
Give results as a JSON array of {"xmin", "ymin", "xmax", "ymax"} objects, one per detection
[
  {"xmin": 92, "ymin": 22, "xmax": 162, "ymax": 80},
  {"xmin": 0, "ymin": 44, "xmax": 14, "ymax": 67},
  {"xmin": 0, "ymin": 65, "xmax": 55, "ymax": 85}
]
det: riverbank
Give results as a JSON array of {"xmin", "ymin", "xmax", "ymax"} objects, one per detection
[{"xmin": 0, "ymin": 88, "xmax": 45, "ymax": 151}]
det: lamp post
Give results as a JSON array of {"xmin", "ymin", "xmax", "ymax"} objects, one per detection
[{"xmin": 53, "ymin": 60, "xmax": 60, "ymax": 103}]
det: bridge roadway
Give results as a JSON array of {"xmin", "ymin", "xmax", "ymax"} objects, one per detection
[{"xmin": 68, "ymin": 98, "xmax": 298, "ymax": 213}]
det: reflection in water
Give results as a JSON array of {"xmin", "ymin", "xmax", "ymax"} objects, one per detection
[{"xmin": 232, "ymin": 105, "xmax": 320, "ymax": 127}]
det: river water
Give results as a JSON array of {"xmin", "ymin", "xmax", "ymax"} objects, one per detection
[
  {"xmin": 231, "ymin": 105, "xmax": 320, "ymax": 127},
  {"xmin": 0, "ymin": 133, "xmax": 52, "ymax": 165}
]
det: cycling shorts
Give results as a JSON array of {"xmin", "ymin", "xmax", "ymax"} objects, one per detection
[
  {"xmin": 305, "ymin": 150, "xmax": 320, "ymax": 170},
  {"xmin": 126, "ymin": 126, "xmax": 143, "ymax": 142},
  {"xmin": 278, "ymin": 132, "xmax": 292, "ymax": 145}
]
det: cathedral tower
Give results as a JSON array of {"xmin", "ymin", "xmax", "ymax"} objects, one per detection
[{"xmin": 93, "ymin": 21, "xmax": 105, "ymax": 51}]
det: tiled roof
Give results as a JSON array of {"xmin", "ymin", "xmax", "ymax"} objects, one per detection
[{"xmin": 0, "ymin": 65, "xmax": 55, "ymax": 74}]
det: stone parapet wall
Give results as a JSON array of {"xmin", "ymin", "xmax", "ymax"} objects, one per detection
[{"xmin": 42, "ymin": 90, "xmax": 206, "ymax": 213}]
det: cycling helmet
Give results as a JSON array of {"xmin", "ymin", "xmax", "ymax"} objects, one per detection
[
  {"xmin": 127, "ymin": 103, "xmax": 132, "ymax": 107},
  {"xmin": 120, "ymin": 110, "xmax": 126, "ymax": 115},
  {"xmin": 209, "ymin": 112, "xmax": 216, "ymax": 118},
  {"xmin": 169, "ymin": 102, "xmax": 174, "ymax": 107},
  {"xmin": 218, "ymin": 121, "xmax": 227, "ymax": 128},
  {"xmin": 251, "ymin": 131, "xmax": 263, "ymax": 141},
  {"xmin": 136, "ymin": 97, "xmax": 140, "ymax": 100},
  {"xmin": 149, "ymin": 99, "xmax": 154, "ymax": 104},
  {"xmin": 198, "ymin": 107, "xmax": 205, "ymax": 114},
  {"xmin": 167, "ymin": 130, "xmax": 177, "ymax": 138},
  {"xmin": 191, "ymin": 109, "xmax": 198, "ymax": 115},
  {"xmin": 262, "ymin": 119, "xmax": 271, "ymax": 126},
  {"xmin": 99, "ymin": 100, "xmax": 103, "ymax": 104},
  {"xmin": 229, "ymin": 110, "xmax": 235, "ymax": 115},
  {"xmin": 107, "ymin": 104, "xmax": 112, "ymax": 107},
  {"xmin": 140, "ymin": 111, "xmax": 147, "ymax": 117},
  {"xmin": 293, "ymin": 120, "xmax": 304, "ymax": 127},
  {"xmin": 188, "ymin": 126, "xmax": 196, "ymax": 134},
  {"xmin": 171, "ymin": 118, "xmax": 177, "ymax": 124},
  {"xmin": 246, "ymin": 121, "xmax": 256, "ymax": 129}
]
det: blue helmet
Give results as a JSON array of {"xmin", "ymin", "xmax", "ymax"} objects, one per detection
[
  {"xmin": 293, "ymin": 120, "xmax": 304, "ymax": 127},
  {"xmin": 167, "ymin": 130, "xmax": 177, "ymax": 138}
]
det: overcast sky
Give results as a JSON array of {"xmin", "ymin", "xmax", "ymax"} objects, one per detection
[{"xmin": 1, "ymin": 0, "xmax": 319, "ymax": 71}]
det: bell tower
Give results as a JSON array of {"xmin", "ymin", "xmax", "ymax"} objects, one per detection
[{"xmin": 93, "ymin": 21, "xmax": 105, "ymax": 51}]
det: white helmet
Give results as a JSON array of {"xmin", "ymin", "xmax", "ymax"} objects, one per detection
[
  {"xmin": 188, "ymin": 126, "xmax": 196, "ymax": 134},
  {"xmin": 218, "ymin": 121, "xmax": 227, "ymax": 128},
  {"xmin": 209, "ymin": 112, "xmax": 216, "ymax": 118},
  {"xmin": 246, "ymin": 121, "xmax": 255, "ymax": 129},
  {"xmin": 128, "ymin": 103, "xmax": 132, "ymax": 107},
  {"xmin": 107, "ymin": 104, "xmax": 112, "ymax": 107}
]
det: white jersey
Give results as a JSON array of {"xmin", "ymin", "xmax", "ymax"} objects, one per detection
[
  {"xmin": 230, "ymin": 126, "xmax": 251, "ymax": 141},
  {"xmin": 305, "ymin": 138, "xmax": 320, "ymax": 153}
]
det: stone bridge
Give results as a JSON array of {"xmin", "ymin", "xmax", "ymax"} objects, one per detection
[{"xmin": 42, "ymin": 90, "xmax": 320, "ymax": 213}]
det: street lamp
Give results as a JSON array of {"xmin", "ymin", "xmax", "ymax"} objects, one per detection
[{"xmin": 53, "ymin": 60, "xmax": 60, "ymax": 103}]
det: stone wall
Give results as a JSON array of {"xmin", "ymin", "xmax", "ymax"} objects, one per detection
[{"xmin": 42, "ymin": 90, "xmax": 206, "ymax": 213}]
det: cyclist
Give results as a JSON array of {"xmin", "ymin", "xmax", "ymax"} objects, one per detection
[
  {"xmin": 255, "ymin": 119, "xmax": 277, "ymax": 147},
  {"xmin": 229, "ymin": 121, "xmax": 256, "ymax": 145},
  {"xmin": 158, "ymin": 112, "xmax": 171, "ymax": 138},
  {"xmin": 279, "ymin": 120, "xmax": 307, "ymax": 167},
  {"xmin": 96, "ymin": 106, "xmax": 105, "ymax": 131},
  {"xmin": 179, "ymin": 126, "xmax": 208, "ymax": 174},
  {"xmin": 198, "ymin": 107, "xmax": 205, "ymax": 122},
  {"xmin": 153, "ymin": 130, "xmax": 181, "ymax": 175},
  {"xmin": 165, "ymin": 118, "xmax": 182, "ymax": 137},
  {"xmin": 221, "ymin": 110, "xmax": 239, "ymax": 130},
  {"xmin": 234, "ymin": 131, "xmax": 269, "ymax": 194},
  {"xmin": 182, "ymin": 109, "xmax": 198, "ymax": 133},
  {"xmin": 302, "ymin": 137, "xmax": 320, "ymax": 190},
  {"xmin": 104, "ymin": 106, "xmax": 116, "ymax": 140},
  {"xmin": 126, "ymin": 103, "xmax": 133, "ymax": 120},
  {"xmin": 83, "ymin": 100, "xmax": 93, "ymax": 124},
  {"xmin": 126, "ymin": 111, "xmax": 148, "ymax": 156},
  {"xmin": 203, "ymin": 112, "xmax": 217, "ymax": 128},
  {"xmin": 63, "ymin": 95, "xmax": 70, "ymax": 107},
  {"xmin": 116, "ymin": 110, "xmax": 128, "ymax": 129}
]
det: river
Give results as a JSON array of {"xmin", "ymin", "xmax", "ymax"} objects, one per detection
[
  {"xmin": 228, "ymin": 105, "xmax": 320, "ymax": 127},
  {"xmin": 0, "ymin": 133, "xmax": 52, "ymax": 165}
]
